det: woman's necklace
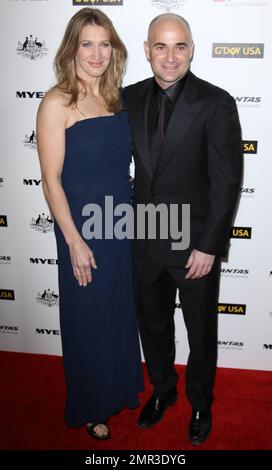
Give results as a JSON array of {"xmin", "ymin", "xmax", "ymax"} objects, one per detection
[{"xmin": 77, "ymin": 91, "xmax": 99, "ymax": 117}]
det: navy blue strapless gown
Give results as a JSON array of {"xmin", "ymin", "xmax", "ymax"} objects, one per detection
[{"xmin": 54, "ymin": 112, "xmax": 143, "ymax": 427}]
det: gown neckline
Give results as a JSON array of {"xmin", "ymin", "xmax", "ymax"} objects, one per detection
[{"xmin": 66, "ymin": 114, "xmax": 116, "ymax": 131}]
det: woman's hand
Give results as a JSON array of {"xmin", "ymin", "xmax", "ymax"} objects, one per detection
[{"xmin": 69, "ymin": 237, "xmax": 97, "ymax": 286}]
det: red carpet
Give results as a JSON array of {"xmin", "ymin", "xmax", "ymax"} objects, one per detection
[{"xmin": 0, "ymin": 351, "xmax": 271, "ymax": 450}]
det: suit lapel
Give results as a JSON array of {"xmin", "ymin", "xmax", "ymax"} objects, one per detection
[
  {"xmin": 130, "ymin": 81, "xmax": 153, "ymax": 179},
  {"xmin": 153, "ymin": 73, "xmax": 205, "ymax": 181}
]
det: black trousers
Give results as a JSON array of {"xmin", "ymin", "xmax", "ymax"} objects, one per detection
[{"xmin": 134, "ymin": 242, "xmax": 221, "ymax": 411}]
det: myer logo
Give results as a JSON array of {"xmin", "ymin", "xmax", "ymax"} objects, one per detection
[
  {"xmin": 23, "ymin": 179, "xmax": 42, "ymax": 186},
  {"xmin": 30, "ymin": 258, "xmax": 58, "ymax": 265},
  {"xmin": 0, "ymin": 289, "xmax": 15, "ymax": 301},
  {"xmin": 263, "ymin": 344, "xmax": 272, "ymax": 350},
  {"xmin": 212, "ymin": 43, "xmax": 264, "ymax": 58},
  {"xmin": 243, "ymin": 141, "xmax": 258, "ymax": 154},
  {"xmin": 0, "ymin": 215, "xmax": 8, "ymax": 227},
  {"xmin": 230, "ymin": 227, "xmax": 252, "ymax": 239},
  {"xmin": 73, "ymin": 0, "xmax": 123, "ymax": 5},
  {"xmin": 36, "ymin": 329, "xmax": 60, "ymax": 335},
  {"xmin": 16, "ymin": 91, "xmax": 45, "ymax": 99},
  {"xmin": 218, "ymin": 303, "xmax": 246, "ymax": 315}
]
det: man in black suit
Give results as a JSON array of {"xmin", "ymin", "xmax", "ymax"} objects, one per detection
[{"xmin": 123, "ymin": 13, "xmax": 242, "ymax": 444}]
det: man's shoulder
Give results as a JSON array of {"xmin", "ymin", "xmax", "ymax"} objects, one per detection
[
  {"xmin": 190, "ymin": 72, "xmax": 231, "ymax": 101},
  {"xmin": 124, "ymin": 78, "xmax": 153, "ymax": 97}
]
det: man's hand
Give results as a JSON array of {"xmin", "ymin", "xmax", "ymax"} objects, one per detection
[{"xmin": 185, "ymin": 249, "xmax": 215, "ymax": 280}]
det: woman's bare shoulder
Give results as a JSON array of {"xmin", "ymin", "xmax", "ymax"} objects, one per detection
[
  {"xmin": 41, "ymin": 86, "xmax": 70, "ymax": 108},
  {"xmin": 37, "ymin": 87, "xmax": 71, "ymax": 124}
]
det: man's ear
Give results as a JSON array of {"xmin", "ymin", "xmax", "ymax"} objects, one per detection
[
  {"xmin": 190, "ymin": 42, "xmax": 195, "ymax": 62},
  {"xmin": 144, "ymin": 41, "xmax": 150, "ymax": 62}
]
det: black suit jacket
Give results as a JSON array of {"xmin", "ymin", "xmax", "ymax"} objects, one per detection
[{"xmin": 123, "ymin": 71, "xmax": 243, "ymax": 264}]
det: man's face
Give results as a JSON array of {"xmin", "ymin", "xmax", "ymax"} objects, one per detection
[{"xmin": 144, "ymin": 19, "xmax": 194, "ymax": 89}]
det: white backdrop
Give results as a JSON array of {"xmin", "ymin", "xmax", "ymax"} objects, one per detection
[{"xmin": 0, "ymin": 0, "xmax": 271, "ymax": 371}]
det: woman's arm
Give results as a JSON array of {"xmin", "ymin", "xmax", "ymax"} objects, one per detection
[{"xmin": 36, "ymin": 90, "xmax": 97, "ymax": 286}]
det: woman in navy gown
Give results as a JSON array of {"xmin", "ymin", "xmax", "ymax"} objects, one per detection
[{"xmin": 36, "ymin": 8, "xmax": 143, "ymax": 440}]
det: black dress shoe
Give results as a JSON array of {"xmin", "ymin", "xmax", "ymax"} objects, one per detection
[
  {"xmin": 188, "ymin": 409, "xmax": 212, "ymax": 445},
  {"xmin": 137, "ymin": 392, "xmax": 177, "ymax": 428}
]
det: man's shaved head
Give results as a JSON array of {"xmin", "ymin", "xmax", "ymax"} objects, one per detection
[
  {"xmin": 147, "ymin": 13, "xmax": 193, "ymax": 44},
  {"xmin": 144, "ymin": 12, "xmax": 194, "ymax": 89}
]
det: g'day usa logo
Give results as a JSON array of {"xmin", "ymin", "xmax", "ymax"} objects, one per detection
[
  {"xmin": 151, "ymin": 0, "xmax": 186, "ymax": 11},
  {"xmin": 243, "ymin": 141, "xmax": 258, "ymax": 155},
  {"xmin": 212, "ymin": 43, "xmax": 264, "ymax": 59},
  {"xmin": 0, "ymin": 215, "xmax": 8, "ymax": 227},
  {"xmin": 16, "ymin": 35, "xmax": 48, "ymax": 60},
  {"xmin": 218, "ymin": 303, "xmax": 246, "ymax": 315},
  {"xmin": 0, "ymin": 289, "xmax": 15, "ymax": 301},
  {"xmin": 230, "ymin": 226, "xmax": 252, "ymax": 239}
]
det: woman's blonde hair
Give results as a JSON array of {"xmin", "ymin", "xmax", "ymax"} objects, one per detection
[{"xmin": 54, "ymin": 7, "xmax": 127, "ymax": 113}]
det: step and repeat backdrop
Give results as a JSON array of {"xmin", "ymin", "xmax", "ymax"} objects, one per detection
[{"xmin": 0, "ymin": 0, "xmax": 271, "ymax": 370}]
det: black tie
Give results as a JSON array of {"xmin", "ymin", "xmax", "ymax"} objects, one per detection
[{"xmin": 150, "ymin": 91, "xmax": 168, "ymax": 172}]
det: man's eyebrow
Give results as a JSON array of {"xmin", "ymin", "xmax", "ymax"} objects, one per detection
[
  {"xmin": 152, "ymin": 42, "xmax": 167, "ymax": 47},
  {"xmin": 152, "ymin": 41, "xmax": 188, "ymax": 47}
]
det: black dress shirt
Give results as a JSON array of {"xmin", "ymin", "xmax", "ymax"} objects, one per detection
[{"xmin": 148, "ymin": 73, "xmax": 188, "ymax": 143}]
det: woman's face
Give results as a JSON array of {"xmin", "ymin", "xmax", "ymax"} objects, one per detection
[{"xmin": 75, "ymin": 23, "xmax": 112, "ymax": 80}]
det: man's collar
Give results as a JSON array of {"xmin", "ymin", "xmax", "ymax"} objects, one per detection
[{"xmin": 153, "ymin": 73, "xmax": 188, "ymax": 103}]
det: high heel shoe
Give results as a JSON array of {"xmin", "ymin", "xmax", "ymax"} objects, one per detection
[{"xmin": 86, "ymin": 421, "xmax": 110, "ymax": 440}]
